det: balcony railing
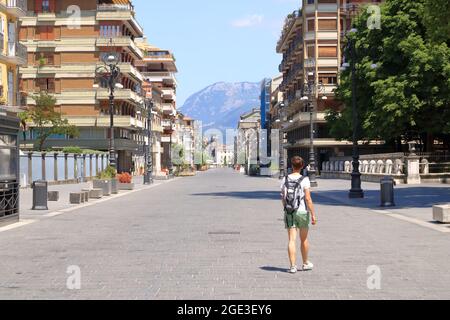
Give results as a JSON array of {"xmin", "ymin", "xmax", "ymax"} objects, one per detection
[
  {"xmin": 0, "ymin": 34, "xmax": 4, "ymax": 54},
  {"xmin": 97, "ymin": 3, "xmax": 134, "ymax": 12},
  {"xmin": 8, "ymin": 42, "xmax": 27, "ymax": 61},
  {"xmin": 7, "ymin": 0, "xmax": 27, "ymax": 11},
  {"xmin": 277, "ymin": 9, "xmax": 301, "ymax": 51}
]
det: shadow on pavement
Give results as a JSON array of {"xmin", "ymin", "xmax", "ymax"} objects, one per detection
[
  {"xmin": 313, "ymin": 186, "xmax": 450, "ymax": 210},
  {"xmin": 191, "ymin": 191, "xmax": 280, "ymax": 200},
  {"xmin": 260, "ymin": 266, "xmax": 289, "ymax": 273}
]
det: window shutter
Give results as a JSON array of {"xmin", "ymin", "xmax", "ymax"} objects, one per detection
[
  {"xmin": 318, "ymin": 46, "xmax": 337, "ymax": 57},
  {"xmin": 318, "ymin": 19, "xmax": 337, "ymax": 30},
  {"xmin": 35, "ymin": 0, "xmax": 42, "ymax": 13}
]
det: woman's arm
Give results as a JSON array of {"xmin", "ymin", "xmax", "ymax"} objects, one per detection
[{"xmin": 304, "ymin": 189, "xmax": 317, "ymax": 225}]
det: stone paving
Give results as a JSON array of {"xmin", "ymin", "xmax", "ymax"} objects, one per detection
[{"xmin": 0, "ymin": 169, "xmax": 449, "ymax": 300}]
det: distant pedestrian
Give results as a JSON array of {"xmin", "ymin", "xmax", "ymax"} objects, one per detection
[{"xmin": 281, "ymin": 156, "xmax": 317, "ymax": 274}]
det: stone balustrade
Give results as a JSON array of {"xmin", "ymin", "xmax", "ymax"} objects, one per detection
[{"xmin": 319, "ymin": 152, "xmax": 444, "ymax": 184}]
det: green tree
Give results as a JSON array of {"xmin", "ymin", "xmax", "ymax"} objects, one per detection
[
  {"xmin": 18, "ymin": 111, "xmax": 30, "ymax": 141},
  {"xmin": 423, "ymin": 0, "xmax": 450, "ymax": 44},
  {"xmin": 326, "ymin": 0, "xmax": 450, "ymax": 151},
  {"xmin": 26, "ymin": 92, "xmax": 79, "ymax": 151}
]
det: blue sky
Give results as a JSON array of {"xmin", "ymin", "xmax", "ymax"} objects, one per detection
[{"xmin": 134, "ymin": 0, "xmax": 301, "ymax": 106}]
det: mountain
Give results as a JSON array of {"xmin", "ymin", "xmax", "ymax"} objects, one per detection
[{"xmin": 179, "ymin": 82, "xmax": 260, "ymax": 132}]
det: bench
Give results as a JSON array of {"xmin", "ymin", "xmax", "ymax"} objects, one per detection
[
  {"xmin": 433, "ymin": 205, "xmax": 450, "ymax": 223},
  {"xmin": 70, "ymin": 193, "xmax": 84, "ymax": 204},
  {"xmin": 47, "ymin": 191, "xmax": 59, "ymax": 202},
  {"xmin": 82, "ymin": 191, "xmax": 89, "ymax": 203},
  {"xmin": 82, "ymin": 188, "xmax": 103, "ymax": 199}
]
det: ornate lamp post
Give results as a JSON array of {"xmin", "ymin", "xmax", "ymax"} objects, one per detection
[
  {"xmin": 168, "ymin": 113, "xmax": 175, "ymax": 176},
  {"xmin": 301, "ymin": 61, "xmax": 326, "ymax": 187},
  {"xmin": 144, "ymin": 99, "xmax": 154, "ymax": 184},
  {"xmin": 343, "ymin": 28, "xmax": 364, "ymax": 199},
  {"xmin": 94, "ymin": 51, "xmax": 122, "ymax": 170}
]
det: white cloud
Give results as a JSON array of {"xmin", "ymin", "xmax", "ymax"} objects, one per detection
[{"xmin": 231, "ymin": 14, "xmax": 264, "ymax": 28}]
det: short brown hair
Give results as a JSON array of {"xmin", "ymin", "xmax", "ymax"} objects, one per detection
[{"xmin": 291, "ymin": 156, "xmax": 305, "ymax": 171}]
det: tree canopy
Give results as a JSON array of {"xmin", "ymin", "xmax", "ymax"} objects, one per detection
[
  {"xmin": 326, "ymin": 0, "xmax": 450, "ymax": 150},
  {"xmin": 26, "ymin": 92, "xmax": 79, "ymax": 151}
]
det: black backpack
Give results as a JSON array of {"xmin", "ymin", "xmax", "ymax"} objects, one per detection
[{"xmin": 283, "ymin": 175, "xmax": 305, "ymax": 214}]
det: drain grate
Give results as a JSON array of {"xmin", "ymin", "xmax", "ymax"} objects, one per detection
[{"xmin": 208, "ymin": 231, "xmax": 241, "ymax": 235}]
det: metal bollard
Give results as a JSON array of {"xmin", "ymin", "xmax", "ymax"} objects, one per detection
[
  {"xmin": 380, "ymin": 176, "xmax": 395, "ymax": 207},
  {"xmin": 32, "ymin": 180, "xmax": 48, "ymax": 210}
]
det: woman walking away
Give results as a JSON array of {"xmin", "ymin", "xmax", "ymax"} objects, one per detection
[{"xmin": 281, "ymin": 156, "xmax": 317, "ymax": 274}]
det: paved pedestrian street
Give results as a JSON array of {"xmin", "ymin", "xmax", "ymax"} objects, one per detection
[{"xmin": 0, "ymin": 169, "xmax": 449, "ymax": 300}]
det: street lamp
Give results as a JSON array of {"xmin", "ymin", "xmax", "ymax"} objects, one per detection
[
  {"xmin": 168, "ymin": 112, "xmax": 175, "ymax": 176},
  {"xmin": 345, "ymin": 28, "xmax": 364, "ymax": 199},
  {"xmin": 302, "ymin": 68, "xmax": 325, "ymax": 188},
  {"xmin": 94, "ymin": 51, "xmax": 121, "ymax": 170},
  {"xmin": 144, "ymin": 99, "xmax": 154, "ymax": 185}
]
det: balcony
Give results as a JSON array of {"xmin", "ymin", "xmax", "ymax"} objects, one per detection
[
  {"xmin": 162, "ymin": 103, "xmax": 175, "ymax": 115},
  {"xmin": 277, "ymin": 9, "xmax": 302, "ymax": 52},
  {"xmin": 5, "ymin": 0, "xmax": 27, "ymax": 17},
  {"xmin": 162, "ymin": 89, "xmax": 175, "ymax": 100},
  {"xmin": 96, "ymin": 88, "xmax": 144, "ymax": 106},
  {"xmin": 96, "ymin": 4, "xmax": 144, "ymax": 37},
  {"xmin": 65, "ymin": 115, "xmax": 145, "ymax": 130},
  {"xmin": 95, "ymin": 62, "xmax": 144, "ymax": 83},
  {"xmin": 140, "ymin": 71, "xmax": 177, "ymax": 84},
  {"xmin": 0, "ymin": 41, "xmax": 27, "ymax": 66},
  {"xmin": 96, "ymin": 37, "xmax": 143, "ymax": 59}
]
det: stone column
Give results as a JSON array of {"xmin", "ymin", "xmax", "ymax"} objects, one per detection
[
  {"xmin": 41, "ymin": 153, "xmax": 46, "ymax": 181},
  {"xmin": 64, "ymin": 153, "xmax": 69, "ymax": 181},
  {"xmin": 54, "ymin": 153, "xmax": 58, "ymax": 181},
  {"xmin": 101, "ymin": 155, "xmax": 105, "ymax": 171},
  {"xmin": 406, "ymin": 154, "xmax": 421, "ymax": 184},
  {"xmin": 82, "ymin": 154, "xmax": 87, "ymax": 179},
  {"xmin": 27, "ymin": 152, "xmax": 33, "ymax": 186},
  {"xmin": 95, "ymin": 154, "xmax": 99, "ymax": 175},
  {"xmin": 74, "ymin": 154, "xmax": 78, "ymax": 180},
  {"xmin": 89, "ymin": 154, "xmax": 93, "ymax": 177}
]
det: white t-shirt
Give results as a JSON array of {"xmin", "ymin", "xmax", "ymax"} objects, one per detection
[{"xmin": 280, "ymin": 174, "xmax": 311, "ymax": 212}]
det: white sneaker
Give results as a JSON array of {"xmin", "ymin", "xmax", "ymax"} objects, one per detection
[
  {"xmin": 289, "ymin": 266, "xmax": 298, "ymax": 274},
  {"xmin": 302, "ymin": 261, "xmax": 314, "ymax": 271}
]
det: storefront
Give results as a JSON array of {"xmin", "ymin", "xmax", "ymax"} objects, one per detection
[{"xmin": 0, "ymin": 114, "xmax": 20, "ymax": 226}]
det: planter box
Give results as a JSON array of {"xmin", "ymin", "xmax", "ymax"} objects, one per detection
[
  {"xmin": 433, "ymin": 205, "xmax": 450, "ymax": 223},
  {"xmin": 82, "ymin": 188, "xmax": 103, "ymax": 199},
  {"xmin": 70, "ymin": 193, "xmax": 84, "ymax": 204},
  {"xmin": 47, "ymin": 191, "xmax": 59, "ymax": 202},
  {"xmin": 118, "ymin": 183, "xmax": 135, "ymax": 190},
  {"xmin": 93, "ymin": 179, "xmax": 112, "ymax": 196}
]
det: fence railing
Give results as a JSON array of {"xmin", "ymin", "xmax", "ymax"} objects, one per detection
[{"xmin": 19, "ymin": 152, "xmax": 109, "ymax": 187}]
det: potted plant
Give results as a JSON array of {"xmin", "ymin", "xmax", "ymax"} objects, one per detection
[
  {"xmin": 93, "ymin": 165, "xmax": 117, "ymax": 196},
  {"xmin": 117, "ymin": 172, "xmax": 134, "ymax": 190}
]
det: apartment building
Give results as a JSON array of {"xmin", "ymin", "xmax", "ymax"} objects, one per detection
[
  {"xmin": 140, "ymin": 80, "xmax": 163, "ymax": 176},
  {"xmin": 135, "ymin": 38, "xmax": 178, "ymax": 172},
  {"xmin": 235, "ymin": 107, "xmax": 261, "ymax": 173},
  {"xmin": 19, "ymin": 0, "xmax": 146, "ymax": 173},
  {"xmin": 0, "ymin": 0, "xmax": 27, "ymax": 111},
  {"xmin": 276, "ymin": 0, "xmax": 383, "ymax": 169},
  {"xmin": 178, "ymin": 115, "xmax": 195, "ymax": 167}
]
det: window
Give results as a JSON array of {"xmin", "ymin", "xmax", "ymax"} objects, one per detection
[
  {"xmin": 319, "ymin": 75, "xmax": 337, "ymax": 84},
  {"xmin": 307, "ymin": 46, "xmax": 315, "ymax": 58},
  {"xmin": 307, "ymin": 19, "xmax": 315, "ymax": 31},
  {"xmin": 42, "ymin": 0, "xmax": 50, "ymax": 12},
  {"xmin": 318, "ymin": 46, "xmax": 337, "ymax": 57},
  {"xmin": 318, "ymin": 19, "xmax": 337, "ymax": 30},
  {"xmin": 36, "ymin": 78, "xmax": 55, "ymax": 92}
]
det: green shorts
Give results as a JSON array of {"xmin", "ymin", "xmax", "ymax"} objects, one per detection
[{"xmin": 284, "ymin": 210, "xmax": 310, "ymax": 229}]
